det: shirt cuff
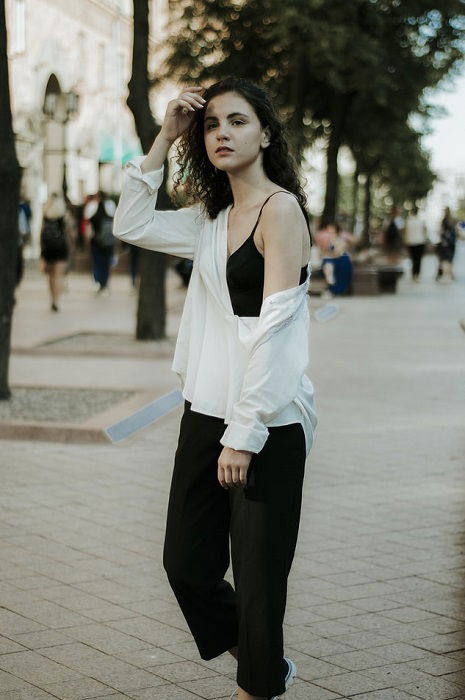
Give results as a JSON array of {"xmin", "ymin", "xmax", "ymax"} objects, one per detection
[
  {"xmin": 220, "ymin": 421, "xmax": 269, "ymax": 454},
  {"xmin": 125, "ymin": 157, "xmax": 164, "ymax": 195}
]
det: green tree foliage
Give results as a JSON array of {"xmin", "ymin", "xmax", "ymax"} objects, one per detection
[{"xmin": 162, "ymin": 0, "xmax": 465, "ymax": 223}]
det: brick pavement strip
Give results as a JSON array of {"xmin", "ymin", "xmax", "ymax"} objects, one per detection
[{"xmin": 1, "ymin": 252, "xmax": 465, "ymax": 698}]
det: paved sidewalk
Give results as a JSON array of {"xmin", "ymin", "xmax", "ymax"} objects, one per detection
[{"xmin": 1, "ymin": 249, "xmax": 465, "ymax": 699}]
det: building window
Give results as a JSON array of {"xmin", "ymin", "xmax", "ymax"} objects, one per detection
[{"xmin": 12, "ymin": 0, "xmax": 26, "ymax": 54}]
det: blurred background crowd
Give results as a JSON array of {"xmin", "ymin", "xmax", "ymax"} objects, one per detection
[{"xmin": 2, "ymin": 0, "xmax": 465, "ymax": 329}]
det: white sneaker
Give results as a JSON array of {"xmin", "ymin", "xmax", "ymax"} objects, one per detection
[
  {"xmin": 229, "ymin": 658, "xmax": 297, "ymax": 700},
  {"xmin": 269, "ymin": 657, "xmax": 297, "ymax": 699}
]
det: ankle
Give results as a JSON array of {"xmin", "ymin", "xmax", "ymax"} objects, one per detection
[{"xmin": 237, "ymin": 690, "xmax": 266, "ymax": 700}]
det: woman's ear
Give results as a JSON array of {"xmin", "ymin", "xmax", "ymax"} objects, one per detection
[{"xmin": 261, "ymin": 126, "xmax": 271, "ymax": 149}]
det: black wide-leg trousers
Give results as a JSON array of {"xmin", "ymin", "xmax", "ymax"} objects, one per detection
[
  {"xmin": 162, "ymin": 401, "xmax": 306, "ymax": 697},
  {"xmin": 408, "ymin": 243, "xmax": 426, "ymax": 278}
]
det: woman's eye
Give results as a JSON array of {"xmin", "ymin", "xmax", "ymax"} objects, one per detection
[
  {"xmin": 232, "ymin": 120, "xmax": 244, "ymax": 126},
  {"xmin": 205, "ymin": 123, "xmax": 217, "ymax": 130}
]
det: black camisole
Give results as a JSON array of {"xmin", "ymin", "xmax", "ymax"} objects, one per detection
[{"xmin": 226, "ymin": 191, "xmax": 308, "ymax": 317}]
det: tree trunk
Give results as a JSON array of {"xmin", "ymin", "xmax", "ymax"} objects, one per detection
[
  {"xmin": 128, "ymin": 0, "xmax": 170, "ymax": 340},
  {"xmin": 321, "ymin": 94, "xmax": 350, "ymax": 227},
  {"xmin": 361, "ymin": 172, "xmax": 372, "ymax": 248},
  {"xmin": 0, "ymin": 2, "xmax": 22, "ymax": 399},
  {"xmin": 351, "ymin": 167, "xmax": 359, "ymax": 234}
]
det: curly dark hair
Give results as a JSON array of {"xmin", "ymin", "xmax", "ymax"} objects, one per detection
[{"xmin": 173, "ymin": 76, "xmax": 310, "ymax": 228}]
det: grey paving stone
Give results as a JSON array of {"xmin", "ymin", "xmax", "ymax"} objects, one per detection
[
  {"xmin": 288, "ymin": 654, "xmax": 348, "ymax": 681},
  {"xmin": 312, "ymin": 670, "xmax": 391, "ymax": 695},
  {"xmin": 112, "ymin": 646, "xmax": 184, "ymax": 669},
  {"xmin": 156, "ymin": 641, "xmax": 200, "ymax": 662},
  {"xmin": 178, "ymin": 674, "xmax": 237, "ymax": 698},
  {"xmin": 0, "ymin": 610, "xmax": 45, "ymax": 636},
  {"xmin": 91, "ymin": 695, "xmax": 133, "ymax": 700},
  {"xmin": 321, "ymin": 649, "xmax": 389, "ymax": 671},
  {"xmin": 0, "ymin": 638, "xmax": 26, "ymax": 654},
  {"xmin": 124, "ymin": 686, "xmax": 203, "ymax": 700},
  {"xmin": 289, "ymin": 636, "xmax": 357, "ymax": 657},
  {"xmin": 405, "ymin": 653, "xmax": 465, "ymax": 676},
  {"xmin": 368, "ymin": 643, "xmax": 431, "ymax": 664},
  {"xmin": 3, "ymin": 264, "xmax": 465, "ymax": 699},
  {"xmin": 0, "ymin": 651, "xmax": 83, "ymax": 685},
  {"xmin": 346, "ymin": 690, "xmax": 417, "ymax": 699},
  {"xmin": 54, "ymin": 623, "xmax": 150, "ymax": 655},
  {"xmin": 148, "ymin": 660, "xmax": 219, "ymax": 683},
  {"xmin": 39, "ymin": 678, "xmax": 115, "ymax": 700},
  {"xmin": 358, "ymin": 662, "xmax": 432, "ymax": 685},
  {"xmin": 442, "ymin": 670, "xmax": 465, "ymax": 687},
  {"xmin": 7, "ymin": 630, "xmax": 75, "ymax": 650},
  {"xmin": 399, "ymin": 675, "xmax": 465, "ymax": 699},
  {"xmin": 412, "ymin": 632, "xmax": 465, "ymax": 654},
  {"xmin": 0, "ymin": 688, "xmax": 59, "ymax": 700},
  {"xmin": 0, "ymin": 670, "xmax": 32, "ymax": 692}
]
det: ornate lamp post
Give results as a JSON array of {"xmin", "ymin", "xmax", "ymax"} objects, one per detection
[{"xmin": 43, "ymin": 89, "xmax": 79, "ymax": 197}]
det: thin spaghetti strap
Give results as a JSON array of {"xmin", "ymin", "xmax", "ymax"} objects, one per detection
[{"xmin": 250, "ymin": 190, "xmax": 295, "ymax": 235}]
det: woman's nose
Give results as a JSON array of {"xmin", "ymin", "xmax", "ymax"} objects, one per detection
[{"xmin": 216, "ymin": 122, "xmax": 230, "ymax": 140}]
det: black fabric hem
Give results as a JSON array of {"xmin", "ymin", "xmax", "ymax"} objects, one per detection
[{"xmin": 198, "ymin": 636, "xmax": 238, "ymax": 661}]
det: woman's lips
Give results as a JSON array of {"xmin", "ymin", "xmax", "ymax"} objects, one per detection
[{"xmin": 216, "ymin": 148, "xmax": 233, "ymax": 154}]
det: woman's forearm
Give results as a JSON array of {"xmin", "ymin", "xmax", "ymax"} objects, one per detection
[{"xmin": 140, "ymin": 133, "xmax": 174, "ymax": 173}]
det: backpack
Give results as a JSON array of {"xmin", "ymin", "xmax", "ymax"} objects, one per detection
[
  {"xmin": 41, "ymin": 217, "xmax": 66, "ymax": 253},
  {"xmin": 94, "ymin": 213, "xmax": 115, "ymax": 248}
]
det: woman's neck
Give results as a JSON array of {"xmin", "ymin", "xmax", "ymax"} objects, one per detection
[{"xmin": 227, "ymin": 158, "xmax": 274, "ymax": 210}]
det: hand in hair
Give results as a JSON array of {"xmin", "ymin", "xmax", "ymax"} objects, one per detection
[{"xmin": 160, "ymin": 86, "xmax": 206, "ymax": 144}]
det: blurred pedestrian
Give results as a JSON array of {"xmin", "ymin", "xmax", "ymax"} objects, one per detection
[
  {"xmin": 40, "ymin": 193, "xmax": 71, "ymax": 311},
  {"xmin": 404, "ymin": 206, "xmax": 427, "ymax": 281},
  {"xmin": 63, "ymin": 197, "xmax": 78, "ymax": 274},
  {"xmin": 16, "ymin": 196, "xmax": 32, "ymax": 288},
  {"xmin": 128, "ymin": 243, "xmax": 140, "ymax": 290},
  {"xmin": 436, "ymin": 207, "xmax": 457, "ymax": 282},
  {"xmin": 85, "ymin": 191, "xmax": 116, "ymax": 294},
  {"xmin": 320, "ymin": 224, "xmax": 353, "ymax": 297},
  {"xmin": 382, "ymin": 206, "xmax": 405, "ymax": 264}
]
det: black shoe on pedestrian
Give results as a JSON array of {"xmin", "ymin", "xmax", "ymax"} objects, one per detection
[{"xmin": 51, "ymin": 303, "xmax": 59, "ymax": 312}]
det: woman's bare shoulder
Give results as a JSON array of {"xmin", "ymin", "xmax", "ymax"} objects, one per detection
[{"xmin": 259, "ymin": 191, "xmax": 307, "ymax": 236}]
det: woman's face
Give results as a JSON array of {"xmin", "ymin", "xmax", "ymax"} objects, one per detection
[{"xmin": 203, "ymin": 91, "xmax": 270, "ymax": 173}]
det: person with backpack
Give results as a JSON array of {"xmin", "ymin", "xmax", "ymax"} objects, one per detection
[
  {"xmin": 85, "ymin": 191, "xmax": 116, "ymax": 294},
  {"xmin": 40, "ymin": 193, "xmax": 71, "ymax": 311}
]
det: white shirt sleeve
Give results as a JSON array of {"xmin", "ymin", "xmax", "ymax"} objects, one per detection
[
  {"xmin": 113, "ymin": 156, "xmax": 204, "ymax": 259},
  {"xmin": 220, "ymin": 289, "xmax": 310, "ymax": 453}
]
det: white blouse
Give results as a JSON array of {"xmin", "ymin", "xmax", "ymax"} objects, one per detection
[{"xmin": 113, "ymin": 157, "xmax": 317, "ymax": 455}]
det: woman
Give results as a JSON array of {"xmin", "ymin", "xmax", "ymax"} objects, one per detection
[
  {"xmin": 85, "ymin": 191, "xmax": 117, "ymax": 294},
  {"xmin": 40, "ymin": 192, "xmax": 70, "ymax": 311},
  {"xmin": 113, "ymin": 77, "xmax": 317, "ymax": 700},
  {"xmin": 436, "ymin": 207, "xmax": 457, "ymax": 281},
  {"xmin": 382, "ymin": 205, "xmax": 405, "ymax": 264}
]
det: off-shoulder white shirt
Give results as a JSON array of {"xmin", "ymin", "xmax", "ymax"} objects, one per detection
[{"xmin": 113, "ymin": 157, "xmax": 317, "ymax": 455}]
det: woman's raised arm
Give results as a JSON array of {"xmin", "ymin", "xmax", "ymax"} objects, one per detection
[{"xmin": 113, "ymin": 88, "xmax": 206, "ymax": 260}]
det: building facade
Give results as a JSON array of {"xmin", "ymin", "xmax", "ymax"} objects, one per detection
[{"xmin": 7, "ymin": 0, "xmax": 170, "ymax": 253}]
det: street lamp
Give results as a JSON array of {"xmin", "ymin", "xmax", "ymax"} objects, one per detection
[{"xmin": 42, "ymin": 89, "xmax": 80, "ymax": 196}]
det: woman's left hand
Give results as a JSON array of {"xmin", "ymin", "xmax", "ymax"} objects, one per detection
[{"xmin": 218, "ymin": 447, "xmax": 253, "ymax": 489}]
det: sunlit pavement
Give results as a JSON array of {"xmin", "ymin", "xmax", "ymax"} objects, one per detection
[{"xmin": 0, "ymin": 244, "xmax": 464, "ymax": 699}]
